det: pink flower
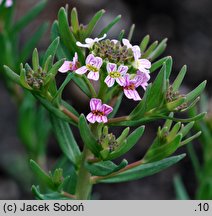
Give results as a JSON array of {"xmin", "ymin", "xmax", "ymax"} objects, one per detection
[
  {"xmin": 0, "ymin": 0, "xmax": 13, "ymax": 7},
  {"xmin": 58, "ymin": 52, "xmax": 78, "ymax": 73},
  {"xmin": 86, "ymin": 98, "xmax": 113, "ymax": 123},
  {"xmin": 122, "ymin": 39, "xmax": 151, "ymax": 73},
  {"xmin": 135, "ymin": 71, "xmax": 150, "ymax": 90},
  {"xmin": 76, "ymin": 34, "xmax": 107, "ymax": 49},
  {"xmin": 123, "ymin": 74, "xmax": 142, "ymax": 101},
  {"xmin": 104, "ymin": 63, "xmax": 128, "ymax": 87},
  {"xmin": 75, "ymin": 54, "xmax": 103, "ymax": 81}
]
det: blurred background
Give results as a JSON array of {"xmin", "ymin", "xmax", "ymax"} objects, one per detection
[{"xmin": 0, "ymin": 0, "xmax": 211, "ymax": 199}]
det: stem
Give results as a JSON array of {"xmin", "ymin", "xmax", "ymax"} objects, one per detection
[
  {"xmin": 82, "ymin": 75, "xmax": 97, "ymax": 98},
  {"xmin": 60, "ymin": 105, "xmax": 79, "ymax": 124},
  {"xmin": 75, "ymin": 146, "xmax": 93, "ymax": 200},
  {"xmin": 107, "ymin": 116, "xmax": 129, "ymax": 124}
]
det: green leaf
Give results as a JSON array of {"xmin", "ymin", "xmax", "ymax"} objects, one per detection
[
  {"xmin": 150, "ymin": 56, "xmax": 168, "ymax": 73},
  {"xmin": 172, "ymin": 65, "xmax": 187, "ymax": 91},
  {"xmin": 84, "ymin": 9, "xmax": 105, "ymax": 38},
  {"xmin": 127, "ymin": 24, "xmax": 135, "ymax": 41},
  {"xmin": 140, "ymin": 35, "xmax": 150, "ymax": 52},
  {"xmin": 97, "ymin": 154, "xmax": 186, "ymax": 183},
  {"xmin": 142, "ymin": 41, "xmax": 158, "ymax": 58},
  {"xmin": 51, "ymin": 21, "xmax": 66, "ymax": 60},
  {"xmin": 85, "ymin": 159, "xmax": 128, "ymax": 176},
  {"xmin": 174, "ymin": 175, "xmax": 190, "ymax": 200},
  {"xmin": 51, "ymin": 116, "xmax": 81, "ymax": 166},
  {"xmin": 186, "ymin": 81, "xmax": 207, "ymax": 103},
  {"xmin": 179, "ymin": 121, "xmax": 194, "ymax": 137},
  {"xmin": 70, "ymin": 8, "xmax": 80, "ymax": 34},
  {"xmin": 42, "ymin": 37, "xmax": 60, "ymax": 67},
  {"xmin": 32, "ymin": 48, "xmax": 39, "ymax": 72},
  {"xmin": 32, "ymin": 185, "xmax": 72, "ymax": 200},
  {"xmin": 30, "ymin": 160, "xmax": 55, "ymax": 190},
  {"xmin": 98, "ymin": 15, "xmax": 122, "ymax": 37},
  {"xmin": 72, "ymin": 75, "xmax": 91, "ymax": 98},
  {"xmin": 78, "ymin": 115, "xmax": 100, "ymax": 157},
  {"xmin": 143, "ymin": 134, "xmax": 182, "ymax": 163},
  {"xmin": 166, "ymin": 97, "xmax": 186, "ymax": 111},
  {"xmin": 130, "ymin": 64, "xmax": 167, "ymax": 119},
  {"xmin": 118, "ymin": 29, "xmax": 125, "ymax": 41},
  {"xmin": 3, "ymin": 65, "xmax": 20, "ymax": 84},
  {"xmin": 164, "ymin": 56, "xmax": 172, "ymax": 79},
  {"xmin": 35, "ymin": 95, "xmax": 77, "ymax": 126},
  {"xmin": 108, "ymin": 126, "xmax": 145, "ymax": 160},
  {"xmin": 20, "ymin": 23, "xmax": 48, "ymax": 63},
  {"xmin": 181, "ymin": 131, "xmax": 202, "ymax": 146},
  {"xmin": 148, "ymin": 38, "xmax": 167, "ymax": 61},
  {"xmin": 11, "ymin": 0, "xmax": 47, "ymax": 34},
  {"xmin": 58, "ymin": 8, "xmax": 84, "ymax": 63}
]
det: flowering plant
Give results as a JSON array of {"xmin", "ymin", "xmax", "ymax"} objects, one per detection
[{"xmin": 4, "ymin": 5, "xmax": 206, "ymax": 199}]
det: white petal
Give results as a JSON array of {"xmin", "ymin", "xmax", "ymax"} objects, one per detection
[
  {"xmin": 76, "ymin": 41, "xmax": 90, "ymax": 48},
  {"xmin": 58, "ymin": 61, "xmax": 71, "ymax": 73},
  {"xmin": 105, "ymin": 76, "xmax": 115, "ymax": 87},
  {"xmin": 87, "ymin": 71, "xmax": 99, "ymax": 81},
  {"xmin": 122, "ymin": 39, "xmax": 132, "ymax": 48},
  {"xmin": 75, "ymin": 66, "xmax": 87, "ymax": 74}
]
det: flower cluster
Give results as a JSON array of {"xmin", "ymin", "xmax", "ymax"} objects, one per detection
[{"xmin": 59, "ymin": 35, "xmax": 151, "ymax": 123}]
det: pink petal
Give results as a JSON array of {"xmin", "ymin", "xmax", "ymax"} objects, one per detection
[
  {"xmin": 105, "ymin": 76, "xmax": 115, "ymax": 87},
  {"xmin": 58, "ymin": 61, "xmax": 72, "ymax": 73},
  {"xmin": 6, "ymin": 0, "xmax": 12, "ymax": 7},
  {"xmin": 123, "ymin": 74, "xmax": 130, "ymax": 87},
  {"xmin": 86, "ymin": 113, "xmax": 96, "ymax": 123},
  {"xmin": 101, "ymin": 116, "xmax": 108, "ymax": 123},
  {"xmin": 116, "ymin": 77, "xmax": 125, "ymax": 86},
  {"xmin": 96, "ymin": 115, "xmax": 103, "ymax": 123},
  {"xmin": 75, "ymin": 66, "xmax": 87, "ymax": 74},
  {"xmin": 132, "ymin": 90, "xmax": 141, "ymax": 101},
  {"xmin": 122, "ymin": 39, "xmax": 132, "ymax": 48},
  {"xmin": 132, "ymin": 46, "xmax": 141, "ymax": 60},
  {"xmin": 95, "ymin": 57, "xmax": 103, "ymax": 68},
  {"xmin": 124, "ymin": 89, "xmax": 134, "ymax": 100},
  {"xmin": 87, "ymin": 71, "xmax": 99, "ymax": 81},
  {"xmin": 86, "ymin": 54, "xmax": 95, "ymax": 65},
  {"xmin": 107, "ymin": 63, "xmax": 117, "ymax": 73},
  {"xmin": 139, "ymin": 59, "xmax": 151, "ymax": 69},
  {"xmin": 101, "ymin": 104, "xmax": 113, "ymax": 115},
  {"xmin": 90, "ymin": 98, "xmax": 102, "ymax": 111},
  {"xmin": 73, "ymin": 52, "xmax": 78, "ymax": 64},
  {"xmin": 111, "ymin": 39, "xmax": 118, "ymax": 44},
  {"xmin": 118, "ymin": 65, "xmax": 128, "ymax": 75},
  {"xmin": 141, "ymin": 82, "xmax": 148, "ymax": 90}
]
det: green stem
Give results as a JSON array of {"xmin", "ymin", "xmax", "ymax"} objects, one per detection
[
  {"xmin": 75, "ymin": 146, "xmax": 93, "ymax": 200},
  {"xmin": 82, "ymin": 75, "xmax": 97, "ymax": 98}
]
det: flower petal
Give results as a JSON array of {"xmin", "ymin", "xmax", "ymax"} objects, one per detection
[
  {"xmin": 90, "ymin": 98, "xmax": 102, "ymax": 111},
  {"xmin": 96, "ymin": 115, "xmax": 103, "ymax": 123},
  {"xmin": 86, "ymin": 54, "xmax": 95, "ymax": 65},
  {"xmin": 138, "ymin": 59, "xmax": 151, "ymax": 70},
  {"xmin": 95, "ymin": 34, "xmax": 107, "ymax": 42},
  {"xmin": 75, "ymin": 66, "xmax": 87, "ymax": 74},
  {"xmin": 107, "ymin": 63, "xmax": 117, "ymax": 73},
  {"xmin": 95, "ymin": 57, "xmax": 103, "ymax": 68},
  {"xmin": 86, "ymin": 113, "xmax": 96, "ymax": 123},
  {"xmin": 118, "ymin": 65, "xmax": 128, "ymax": 75},
  {"xmin": 116, "ymin": 77, "xmax": 125, "ymax": 86},
  {"xmin": 105, "ymin": 76, "xmax": 115, "ymax": 87},
  {"xmin": 122, "ymin": 39, "xmax": 132, "ymax": 48},
  {"xmin": 132, "ymin": 45, "xmax": 141, "ymax": 60},
  {"xmin": 76, "ymin": 41, "xmax": 90, "ymax": 48},
  {"xmin": 58, "ymin": 61, "xmax": 72, "ymax": 73},
  {"xmin": 101, "ymin": 116, "xmax": 108, "ymax": 123},
  {"xmin": 132, "ymin": 90, "xmax": 141, "ymax": 101},
  {"xmin": 101, "ymin": 104, "xmax": 113, "ymax": 115},
  {"xmin": 87, "ymin": 71, "xmax": 99, "ymax": 81},
  {"xmin": 73, "ymin": 52, "xmax": 78, "ymax": 64},
  {"xmin": 124, "ymin": 89, "xmax": 134, "ymax": 99}
]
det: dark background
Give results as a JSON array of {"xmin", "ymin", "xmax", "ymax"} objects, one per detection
[{"xmin": 0, "ymin": 0, "xmax": 211, "ymax": 199}]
